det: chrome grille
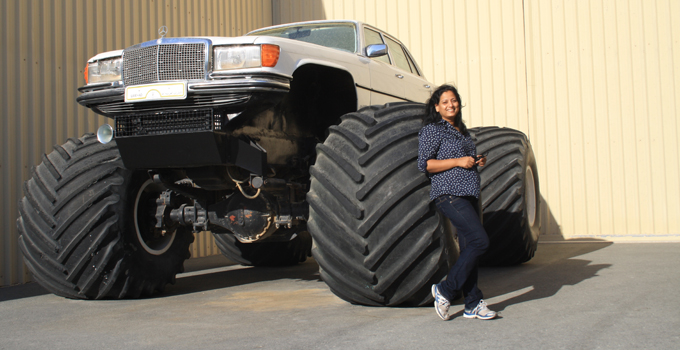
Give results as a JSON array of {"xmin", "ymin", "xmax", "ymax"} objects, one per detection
[
  {"xmin": 123, "ymin": 43, "xmax": 206, "ymax": 86},
  {"xmin": 115, "ymin": 109, "xmax": 213, "ymax": 137},
  {"xmin": 158, "ymin": 44, "xmax": 205, "ymax": 82},
  {"xmin": 123, "ymin": 46, "xmax": 158, "ymax": 85}
]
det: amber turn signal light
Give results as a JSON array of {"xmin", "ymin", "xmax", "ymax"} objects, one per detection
[{"xmin": 261, "ymin": 44, "xmax": 280, "ymax": 67}]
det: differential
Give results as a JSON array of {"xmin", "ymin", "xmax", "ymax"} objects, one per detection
[{"xmin": 207, "ymin": 192, "xmax": 276, "ymax": 243}]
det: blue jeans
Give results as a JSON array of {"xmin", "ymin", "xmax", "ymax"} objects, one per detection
[{"xmin": 434, "ymin": 195, "xmax": 490, "ymax": 310}]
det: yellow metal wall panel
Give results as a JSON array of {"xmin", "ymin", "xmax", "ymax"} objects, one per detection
[
  {"xmin": 525, "ymin": 0, "xmax": 680, "ymax": 239},
  {"xmin": 0, "ymin": 0, "xmax": 271, "ymax": 287}
]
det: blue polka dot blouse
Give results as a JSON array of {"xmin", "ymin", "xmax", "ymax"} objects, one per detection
[{"xmin": 417, "ymin": 119, "xmax": 480, "ymax": 200}]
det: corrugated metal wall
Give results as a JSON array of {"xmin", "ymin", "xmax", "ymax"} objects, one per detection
[
  {"xmin": 2, "ymin": 0, "xmax": 679, "ymax": 286},
  {"xmin": 0, "ymin": 0, "xmax": 273, "ymax": 286},
  {"xmin": 280, "ymin": 0, "xmax": 680, "ymax": 241},
  {"xmin": 525, "ymin": 0, "xmax": 680, "ymax": 240}
]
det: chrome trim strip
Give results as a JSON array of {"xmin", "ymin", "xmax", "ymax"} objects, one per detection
[
  {"xmin": 355, "ymin": 83, "xmax": 408, "ymax": 102},
  {"xmin": 129, "ymin": 37, "xmax": 213, "ymax": 49},
  {"xmin": 78, "ymin": 81, "xmax": 122, "ymax": 93},
  {"xmin": 189, "ymin": 78, "xmax": 290, "ymax": 91},
  {"xmin": 210, "ymin": 71, "xmax": 293, "ymax": 80}
]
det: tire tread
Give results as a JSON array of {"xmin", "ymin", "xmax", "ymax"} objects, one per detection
[
  {"xmin": 17, "ymin": 133, "xmax": 191, "ymax": 299},
  {"xmin": 308, "ymin": 103, "xmax": 455, "ymax": 306}
]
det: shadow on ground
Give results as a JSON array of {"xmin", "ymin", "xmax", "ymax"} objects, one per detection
[
  {"xmin": 0, "ymin": 281, "xmax": 51, "ymax": 302},
  {"xmin": 447, "ymin": 240, "xmax": 613, "ymax": 317},
  {"xmin": 2, "ymin": 241, "xmax": 612, "ymax": 307},
  {"xmin": 160, "ymin": 258, "xmax": 322, "ymax": 298},
  {"xmin": 0, "ymin": 256, "xmax": 321, "ymax": 303}
]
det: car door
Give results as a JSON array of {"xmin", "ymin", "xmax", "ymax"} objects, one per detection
[
  {"xmin": 363, "ymin": 27, "xmax": 405, "ymax": 104},
  {"xmin": 383, "ymin": 36, "xmax": 432, "ymax": 103}
]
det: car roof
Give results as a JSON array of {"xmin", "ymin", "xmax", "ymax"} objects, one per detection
[
  {"xmin": 246, "ymin": 20, "xmax": 404, "ymax": 46},
  {"xmin": 247, "ymin": 20, "xmax": 364, "ymax": 35}
]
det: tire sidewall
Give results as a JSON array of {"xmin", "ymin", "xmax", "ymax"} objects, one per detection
[
  {"xmin": 523, "ymin": 141, "xmax": 541, "ymax": 244},
  {"xmin": 470, "ymin": 127, "xmax": 542, "ymax": 265}
]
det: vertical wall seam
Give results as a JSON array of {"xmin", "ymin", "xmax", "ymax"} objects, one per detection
[
  {"xmin": 627, "ymin": 0, "xmax": 642, "ymax": 234},
  {"xmin": 601, "ymin": 0, "xmax": 615, "ymax": 235},
  {"xmin": 639, "ymin": 0, "xmax": 656, "ymax": 233},
  {"xmin": 612, "ymin": 0, "xmax": 628, "ymax": 235},
  {"xmin": 666, "ymin": 0, "xmax": 680, "ymax": 230},
  {"xmin": 653, "ymin": 0, "xmax": 670, "ymax": 232},
  {"xmin": 522, "ymin": 0, "xmax": 530, "ymax": 138},
  {"xmin": 0, "ymin": 0, "xmax": 8, "ymax": 285},
  {"xmin": 564, "ymin": 0, "xmax": 579, "ymax": 235},
  {"xmin": 574, "ymin": 3, "xmax": 592, "ymax": 234}
]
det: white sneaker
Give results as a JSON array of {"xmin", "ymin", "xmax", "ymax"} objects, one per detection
[
  {"xmin": 463, "ymin": 299, "xmax": 497, "ymax": 320},
  {"xmin": 431, "ymin": 284, "xmax": 451, "ymax": 320}
]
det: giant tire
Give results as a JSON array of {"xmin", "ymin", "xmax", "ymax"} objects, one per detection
[
  {"xmin": 307, "ymin": 103, "xmax": 458, "ymax": 307},
  {"xmin": 212, "ymin": 230, "xmax": 312, "ymax": 266},
  {"xmin": 16, "ymin": 134, "xmax": 193, "ymax": 299},
  {"xmin": 469, "ymin": 127, "xmax": 541, "ymax": 266}
]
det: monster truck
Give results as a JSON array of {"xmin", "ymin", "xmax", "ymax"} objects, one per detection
[{"xmin": 17, "ymin": 20, "xmax": 540, "ymax": 304}]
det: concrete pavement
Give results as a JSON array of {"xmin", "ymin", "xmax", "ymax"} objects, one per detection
[{"xmin": 1, "ymin": 242, "xmax": 678, "ymax": 349}]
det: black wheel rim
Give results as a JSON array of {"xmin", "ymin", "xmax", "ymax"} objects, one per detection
[{"xmin": 133, "ymin": 179, "xmax": 177, "ymax": 255}]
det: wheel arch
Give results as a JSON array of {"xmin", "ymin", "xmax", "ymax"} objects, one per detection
[{"xmin": 287, "ymin": 63, "xmax": 358, "ymax": 143}]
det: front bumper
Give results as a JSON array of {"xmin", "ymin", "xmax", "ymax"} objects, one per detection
[{"xmin": 76, "ymin": 74, "xmax": 291, "ymax": 117}]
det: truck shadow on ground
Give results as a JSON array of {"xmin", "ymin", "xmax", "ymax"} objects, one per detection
[
  {"xmin": 0, "ymin": 281, "xmax": 51, "ymax": 302},
  {"xmin": 165, "ymin": 240, "xmax": 613, "ymax": 310},
  {"xmin": 0, "ymin": 256, "xmax": 322, "ymax": 302},
  {"xmin": 161, "ymin": 258, "xmax": 323, "ymax": 298},
  {"xmin": 446, "ymin": 240, "xmax": 613, "ymax": 317},
  {"xmin": 2, "ymin": 241, "xmax": 612, "ymax": 306}
]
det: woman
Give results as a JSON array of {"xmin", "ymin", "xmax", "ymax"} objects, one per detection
[{"xmin": 417, "ymin": 84, "xmax": 497, "ymax": 321}]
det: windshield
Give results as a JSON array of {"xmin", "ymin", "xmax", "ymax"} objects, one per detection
[{"xmin": 248, "ymin": 23, "xmax": 357, "ymax": 53}]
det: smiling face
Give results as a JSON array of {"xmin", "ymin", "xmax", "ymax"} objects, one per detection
[{"xmin": 435, "ymin": 90, "xmax": 460, "ymax": 125}]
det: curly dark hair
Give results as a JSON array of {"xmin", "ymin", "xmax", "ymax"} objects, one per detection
[{"xmin": 422, "ymin": 84, "xmax": 468, "ymax": 135}]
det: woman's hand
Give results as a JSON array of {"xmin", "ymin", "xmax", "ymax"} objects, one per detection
[
  {"xmin": 458, "ymin": 156, "xmax": 476, "ymax": 169},
  {"xmin": 476, "ymin": 155, "xmax": 487, "ymax": 167}
]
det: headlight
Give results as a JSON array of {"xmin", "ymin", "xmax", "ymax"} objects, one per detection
[
  {"xmin": 213, "ymin": 44, "xmax": 279, "ymax": 71},
  {"xmin": 86, "ymin": 57, "xmax": 122, "ymax": 84}
]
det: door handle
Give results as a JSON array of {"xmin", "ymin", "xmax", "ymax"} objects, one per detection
[
  {"xmin": 424, "ymin": 84, "xmax": 431, "ymax": 89},
  {"xmin": 395, "ymin": 74, "xmax": 404, "ymax": 79}
]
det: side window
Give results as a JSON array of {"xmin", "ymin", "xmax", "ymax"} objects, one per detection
[
  {"xmin": 404, "ymin": 49, "xmax": 422, "ymax": 76},
  {"xmin": 384, "ymin": 37, "xmax": 412, "ymax": 73},
  {"xmin": 363, "ymin": 28, "xmax": 390, "ymax": 64}
]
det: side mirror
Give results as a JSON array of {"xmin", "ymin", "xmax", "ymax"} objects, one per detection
[{"xmin": 365, "ymin": 44, "xmax": 388, "ymax": 58}]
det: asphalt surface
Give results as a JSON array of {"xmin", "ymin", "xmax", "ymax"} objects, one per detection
[{"xmin": 1, "ymin": 242, "xmax": 678, "ymax": 350}]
